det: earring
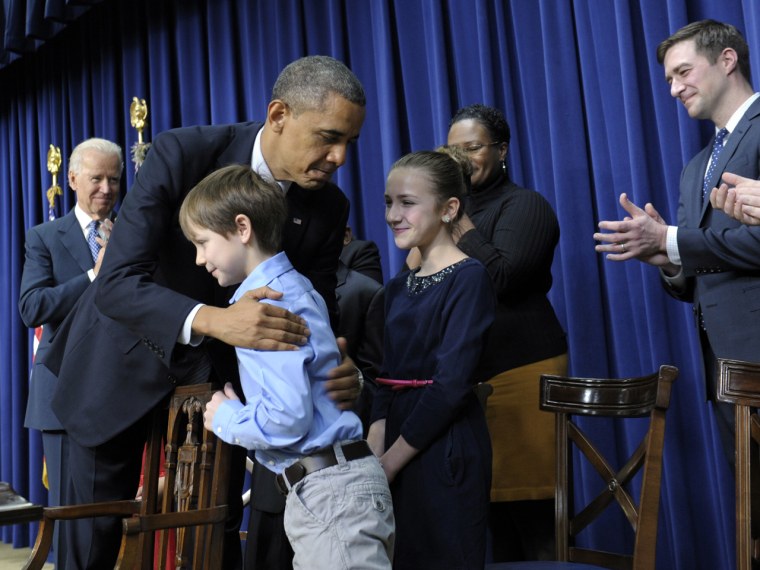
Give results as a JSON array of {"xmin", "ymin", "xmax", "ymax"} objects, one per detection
[
  {"xmin": 442, "ymin": 215, "xmax": 451, "ymax": 223},
  {"xmin": 502, "ymin": 161, "xmax": 507, "ymax": 174}
]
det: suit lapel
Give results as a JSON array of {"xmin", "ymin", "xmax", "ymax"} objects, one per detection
[
  {"xmin": 700, "ymin": 98, "xmax": 760, "ymax": 223},
  {"xmin": 58, "ymin": 210, "xmax": 93, "ymax": 272},
  {"xmin": 284, "ymin": 185, "xmax": 310, "ymax": 251}
]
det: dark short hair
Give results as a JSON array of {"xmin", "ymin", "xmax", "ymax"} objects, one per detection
[
  {"xmin": 449, "ymin": 104, "xmax": 511, "ymax": 147},
  {"xmin": 656, "ymin": 19, "xmax": 751, "ymax": 83},
  {"xmin": 389, "ymin": 148, "xmax": 472, "ymax": 224},
  {"xmin": 272, "ymin": 55, "xmax": 366, "ymax": 115},
  {"xmin": 179, "ymin": 165, "xmax": 287, "ymax": 254}
]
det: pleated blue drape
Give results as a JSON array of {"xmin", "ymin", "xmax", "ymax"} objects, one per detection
[{"xmin": 2, "ymin": 1, "xmax": 759, "ymax": 567}]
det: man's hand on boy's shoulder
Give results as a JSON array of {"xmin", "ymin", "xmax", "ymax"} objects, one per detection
[
  {"xmin": 325, "ymin": 337, "xmax": 362, "ymax": 410},
  {"xmin": 193, "ymin": 286, "xmax": 310, "ymax": 349}
]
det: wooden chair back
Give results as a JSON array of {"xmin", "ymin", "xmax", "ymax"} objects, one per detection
[
  {"xmin": 536, "ymin": 364, "xmax": 677, "ymax": 570},
  {"xmin": 24, "ymin": 383, "xmax": 231, "ymax": 570},
  {"xmin": 717, "ymin": 358, "xmax": 760, "ymax": 570}
]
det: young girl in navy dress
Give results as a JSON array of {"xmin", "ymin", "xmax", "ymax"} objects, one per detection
[{"xmin": 368, "ymin": 149, "xmax": 496, "ymax": 569}]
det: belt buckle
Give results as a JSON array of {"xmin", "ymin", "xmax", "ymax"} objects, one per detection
[
  {"xmin": 275, "ymin": 474, "xmax": 289, "ymax": 495},
  {"xmin": 276, "ymin": 462, "xmax": 308, "ymax": 495}
]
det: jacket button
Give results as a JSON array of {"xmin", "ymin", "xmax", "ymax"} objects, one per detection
[{"xmin": 168, "ymin": 375, "xmax": 178, "ymax": 385}]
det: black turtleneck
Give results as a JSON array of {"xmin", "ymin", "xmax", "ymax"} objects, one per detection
[{"xmin": 456, "ymin": 174, "xmax": 567, "ymax": 377}]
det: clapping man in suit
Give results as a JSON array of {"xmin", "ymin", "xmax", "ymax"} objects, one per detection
[
  {"xmin": 594, "ymin": 20, "xmax": 760, "ymax": 467},
  {"xmin": 41, "ymin": 56, "xmax": 365, "ymax": 569},
  {"xmin": 19, "ymin": 138, "xmax": 121, "ymax": 568}
]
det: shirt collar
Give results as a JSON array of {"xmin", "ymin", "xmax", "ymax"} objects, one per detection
[
  {"xmin": 251, "ymin": 128, "xmax": 292, "ymax": 194},
  {"xmin": 722, "ymin": 92, "xmax": 760, "ymax": 135},
  {"xmin": 73, "ymin": 204, "xmax": 97, "ymax": 232},
  {"xmin": 231, "ymin": 251, "xmax": 293, "ymax": 304}
]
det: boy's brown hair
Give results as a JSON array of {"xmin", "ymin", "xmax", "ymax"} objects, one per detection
[{"xmin": 179, "ymin": 164, "xmax": 287, "ymax": 254}]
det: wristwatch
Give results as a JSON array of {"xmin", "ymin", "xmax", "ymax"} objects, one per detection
[{"xmin": 355, "ymin": 367, "xmax": 365, "ymax": 392}]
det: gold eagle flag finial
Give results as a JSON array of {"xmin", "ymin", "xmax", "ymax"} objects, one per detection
[
  {"xmin": 45, "ymin": 144, "xmax": 63, "ymax": 220},
  {"xmin": 130, "ymin": 97, "xmax": 148, "ymax": 143},
  {"xmin": 129, "ymin": 97, "xmax": 150, "ymax": 172},
  {"xmin": 129, "ymin": 97, "xmax": 151, "ymax": 169}
]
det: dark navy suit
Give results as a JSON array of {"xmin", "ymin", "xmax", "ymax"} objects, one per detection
[
  {"xmin": 19, "ymin": 207, "xmax": 97, "ymax": 569},
  {"xmin": 335, "ymin": 260, "xmax": 384, "ymax": 433},
  {"xmin": 662, "ymin": 96, "xmax": 760, "ymax": 462},
  {"xmin": 42, "ymin": 122, "xmax": 348, "ymax": 569},
  {"xmin": 21, "ymin": 208, "xmax": 95, "ymax": 432}
]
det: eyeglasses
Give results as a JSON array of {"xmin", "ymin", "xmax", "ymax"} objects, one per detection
[{"xmin": 452, "ymin": 141, "xmax": 502, "ymax": 155}]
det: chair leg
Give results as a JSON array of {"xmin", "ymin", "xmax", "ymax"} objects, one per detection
[
  {"xmin": 737, "ymin": 405, "xmax": 753, "ymax": 570},
  {"xmin": 22, "ymin": 518, "xmax": 55, "ymax": 570}
]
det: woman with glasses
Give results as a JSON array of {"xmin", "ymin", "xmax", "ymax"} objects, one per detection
[{"xmin": 446, "ymin": 104, "xmax": 568, "ymax": 562}]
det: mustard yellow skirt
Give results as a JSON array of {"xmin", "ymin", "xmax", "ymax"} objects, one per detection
[{"xmin": 485, "ymin": 353, "xmax": 568, "ymax": 502}]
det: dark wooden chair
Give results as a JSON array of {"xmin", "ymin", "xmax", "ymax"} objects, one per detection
[
  {"xmin": 24, "ymin": 383, "xmax": 231, "ymax": 569},
  {"xmin": 716, "ymin": 358, "xmax": 760, "ymax": 570},
  {"xmin": 487, "ymin": 364, "xmax": 678, "ymax": 570}
]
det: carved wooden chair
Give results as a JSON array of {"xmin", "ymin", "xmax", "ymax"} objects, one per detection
[
  {"xmin": 24, "ymin": 383, "xmax": 231, "ymax": 569},
  {"xmin": 717, "ymin": 358, "xmax": 760, "ymax": 570},
  {"xmin": 487, "ymin": 364, "xmax": 677, "ymax": 570}
]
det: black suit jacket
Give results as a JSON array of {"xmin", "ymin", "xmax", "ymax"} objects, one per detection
[
  {"xmin": 44, "ymin": 122, "xmax": 349, "ymax": 447},
  {"xmin": 340, "ymin": 239, "xmax": 383, "ymax": 284},
  {"xmin": 19, "ymin": 209, "xmax": 95, "ymax": 431},
  {"xmin": 335, "ymin": 261, "xmax": 384, "ymax": 432}
]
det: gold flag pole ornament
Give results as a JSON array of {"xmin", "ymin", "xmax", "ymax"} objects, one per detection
[
  {"xmin": 45, "ymin": 144, "xmax": 62, "ymax": 221},
  {"xmin": 130, "ymin": 97, "xmax": 151, "ymax": 169},
  {"xmin": 40, "ymin": 143, "xmax": 62, "ymax": 488}
]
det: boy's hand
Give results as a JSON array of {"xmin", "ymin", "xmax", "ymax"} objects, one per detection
[
  {"xmin": 325, "ymin": 337, "xmax": 361, "ymax": 410},
  {"xmin": 204, "ymin": 382, "xmax": 239, "ymax": 431}
]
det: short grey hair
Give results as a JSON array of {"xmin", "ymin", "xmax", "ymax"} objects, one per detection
[
  {"xmin": 272, "ymin": 55, "xmax": 366, "ymax": 115},
  {"xmin": 69, "ymin": 138, "xmax": 124, "ymax": 175}
]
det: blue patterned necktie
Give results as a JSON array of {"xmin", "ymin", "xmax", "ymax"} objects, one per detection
[
  {"xmin": 87, "ymin": 220, "xmax": 101, "ymax": 263},
  {"xmin": 703, "ymin": 127, "xmax": 729, "ymax": 203}
]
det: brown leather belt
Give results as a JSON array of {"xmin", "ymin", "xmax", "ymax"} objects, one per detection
[{"xmin": 275, "ymin": 440, "xmax": 372, "ymax": 495}]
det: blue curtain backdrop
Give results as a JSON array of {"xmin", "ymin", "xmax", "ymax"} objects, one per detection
[{"xmin": 1, "ymin": 1, "xmax": 759, "ymax": 567}]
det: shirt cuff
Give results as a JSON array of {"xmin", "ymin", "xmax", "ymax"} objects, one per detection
[
  {"xmin": 179, "ymin": 304, "xmax": 205, "ymax": 346},
  {"xmin": 665, "ymin": 226, "xmax": 681, "ymax": 265},
  {"xmin": 212, "ymin": 399, "xmax": 245, "ymax": 445}
]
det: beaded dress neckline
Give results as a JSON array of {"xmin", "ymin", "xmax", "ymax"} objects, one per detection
[{"xmin": 406, "ymin": 258, "xmax": 471, "ymax": 295}]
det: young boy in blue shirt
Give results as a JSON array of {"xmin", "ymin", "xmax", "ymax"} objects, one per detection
[{"xmin": 179, "ymin": 164, "xmax": 394, "ymax": 569}]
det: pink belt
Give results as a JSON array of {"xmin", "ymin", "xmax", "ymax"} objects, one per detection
[{"xmin": 376, "ymin": 378, "xmax": 434, "ymax": 391}]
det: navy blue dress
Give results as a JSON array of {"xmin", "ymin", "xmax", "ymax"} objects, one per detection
[{"xmin": 372, "ymin": 258, "xmax": 496, "ymax": 569}]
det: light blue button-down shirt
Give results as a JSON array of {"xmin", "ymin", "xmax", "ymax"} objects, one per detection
[{"xmin": 211, "ymin": 251, "xmax": 362, "ymax": 474}]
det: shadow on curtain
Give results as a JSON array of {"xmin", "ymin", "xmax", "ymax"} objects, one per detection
[{"xmin": 1, "ymin": 1, "xmax": 758, "ymax": 568}]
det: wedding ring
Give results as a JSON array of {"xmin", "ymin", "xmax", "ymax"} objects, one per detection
[{"xmin": 620, "ymin": 242, "xmax": 627, "ymax": 252}]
